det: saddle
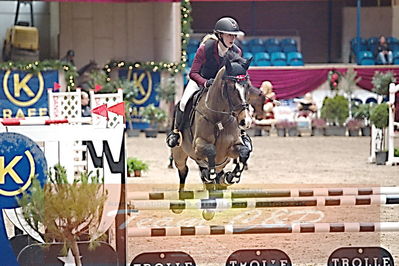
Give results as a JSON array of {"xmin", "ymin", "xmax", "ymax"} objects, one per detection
[{"xmin": 179, "ymin": 89, "xmax": 205, "ymax": 131}]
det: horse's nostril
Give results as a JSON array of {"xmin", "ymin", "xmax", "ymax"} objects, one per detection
[{"xmin": 240, "ymin": 120, "xmax": 245, "ymax": 126}]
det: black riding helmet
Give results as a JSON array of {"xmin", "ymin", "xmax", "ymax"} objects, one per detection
[
  {"xmin": 214, "ymin": 17, "xmax": 244, "ymax": 48},
  {"xmin": 214, "ymin": 17, "xmax": 244, "ymax": 35}
]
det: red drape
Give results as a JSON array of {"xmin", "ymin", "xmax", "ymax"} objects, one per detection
[
  {"xmin": 42, "ymin": 0, "xmax": 179, "ymax": 2},
  {"xmin": 248, "ymin": 66, "xmax": 399, "ymax": 100}
]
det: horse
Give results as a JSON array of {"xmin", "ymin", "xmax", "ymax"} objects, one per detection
[
  {"xmin": 171, "ymin": 58, "xmax": 257, "ymax": 198},
  {"xmin": 76, "ymin": 60, "xmax": 100, "ymax": 89}
]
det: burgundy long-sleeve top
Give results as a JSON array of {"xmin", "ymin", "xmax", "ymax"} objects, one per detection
[{"xmin": 189, "ymin": 40, "xmax": 242, "ymax": 87}]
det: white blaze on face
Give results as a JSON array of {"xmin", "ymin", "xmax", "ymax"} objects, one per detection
[{"xmin": 236, "ymin": 83, "xmax": 253, "ymax": 129}]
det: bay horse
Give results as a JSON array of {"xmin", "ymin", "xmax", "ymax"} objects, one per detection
[{"xmin": 171, "ymin": 58, "xmax": 256, "ymax": 197}]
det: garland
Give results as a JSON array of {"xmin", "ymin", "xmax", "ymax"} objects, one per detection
[
  {"xmin": 0, "ymin": 60, "xmax": 77, "ymax": 91},
  {"xmin": 104, "ymin": 0, "xmax": 192, "ymax": 76}
]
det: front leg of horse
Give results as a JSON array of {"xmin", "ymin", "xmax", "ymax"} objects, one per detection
[
  {"xmin": 224, "ymin": 144, "xmax": 251, "ymax": 184},
  {"xmin": 194, "ymin": 138, "xmax": 217, "ymax": 182}
]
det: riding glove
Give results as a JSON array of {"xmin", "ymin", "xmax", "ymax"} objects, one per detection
[{"xmin": 205, "ymin": 78, "xmax": 215, "ymax": 88}]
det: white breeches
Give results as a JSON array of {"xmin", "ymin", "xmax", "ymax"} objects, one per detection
[{"xmin": 179, "ymin": 79, "xmax": 200, "ymax": 112}]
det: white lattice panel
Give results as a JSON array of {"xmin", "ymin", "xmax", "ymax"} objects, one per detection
[
  {"xmin": 48, "ymin": 88, "xmax": 82, "ymax": 120},
  {"xmin": 90, "ymin": 89, "xmax": 123, "ymax": 128}
]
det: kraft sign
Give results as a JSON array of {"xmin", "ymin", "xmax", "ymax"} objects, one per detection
[
  {"xmin": 0, "ymin": 132, "xmax": 47, "ymax": 266},
  {"xmin": 0, "ymin": 70, "xmax": 58, "ymax": 118}
]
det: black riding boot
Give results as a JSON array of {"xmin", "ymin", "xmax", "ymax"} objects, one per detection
[
  {"xmin": 241, "ymin": 130, "xmax": 253, "ymax": 152},
  {"xmin": 166, "ymin": 108, "xmax": 184, "ymax": 148}
]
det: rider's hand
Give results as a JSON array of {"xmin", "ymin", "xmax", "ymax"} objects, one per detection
[{"xmin": 205, "ymin": 78, "xmax": 214, "ymax": 88}]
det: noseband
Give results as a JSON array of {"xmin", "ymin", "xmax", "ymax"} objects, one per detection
[{"xmin": 204, "ymin": 74, "xmax": 250, "ymax": 118}]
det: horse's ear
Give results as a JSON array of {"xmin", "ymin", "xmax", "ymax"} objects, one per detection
[
  {"xmin": 243, "ymin": 57, "xmax": 253, "ymax": 70},
  {"xmin": 225, "ymin": 59, "xmax": 232, "ymax": 75},
  {"xmin": 213, "ymin": 66, "xmax": 225, "ymax": 88}
]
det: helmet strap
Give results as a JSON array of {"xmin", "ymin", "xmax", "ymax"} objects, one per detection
[{"xmin": 216, "ymin": 32, "xmax": 229, "ymax": 49}]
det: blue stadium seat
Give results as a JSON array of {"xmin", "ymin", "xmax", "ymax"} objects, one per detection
[
  {"xmin": 280, "ymin": 38, "xmax": 298, "ymax": 53},
  {"xmin": 393, "ymin": 51, "xmax": 399, "ymax": 65},
  {"xmin": 286, "ymin": 52, "xmax": 304, "ymax": 66},
  {"xmin": 387, "ymin": 37, "xmax": 399, "ymax": 52},
  {"xmin": 367, "ymin": 37, "xmax": 379, "ymax": 54},
  {"xmin": 249, "ymin": 38, "xmax": 266, "ymax": 53},
  {"xmin": 265, "ymin": 38, "xmax": 281, "ymax": 53},
  {"xmin": 270, "ymin": 52, "xmax": 287, "ymax": 66},
  {"xmin": 243, "ymin": 52, "xmax": 254, "ymax": 60},
  {"xmin": 187, "ymin": 39, "xmax": 200, "ymax": 54},
  {"xmin": 187, "ymin": 52, "xmax": 196, "ymax": 67},
  {"xmin": 253, "ymin": 52, "xmax": 271, "ymax": 66},
  {"xmin": 357, "ymin": 51, "xmax": 375, "ymax": 65},
  {"xmin": 350, "ymin": 37, "xmax": 368, "ymax": 63},
  {"xmin": 241, "ymin": 39, "xmax": 250, "ymax": 52}
]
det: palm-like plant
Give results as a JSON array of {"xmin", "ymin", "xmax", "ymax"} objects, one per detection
[{"xmin": 18, "ymin": 164, "xmax": 107, "ymax": 266}]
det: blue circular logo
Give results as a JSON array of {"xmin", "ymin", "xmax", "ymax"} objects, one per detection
[{"xmin": 0, "ymin": 132, "xmax": 47, "ymax": 208}]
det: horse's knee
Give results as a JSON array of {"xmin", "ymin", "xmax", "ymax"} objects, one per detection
[
  {"xmin": 202, "ymin": 144, "xmax": 216, "ymax": 158},
  {"xmin": 238, "ymin": 146, "xmax": 250, "ymax": 163}
]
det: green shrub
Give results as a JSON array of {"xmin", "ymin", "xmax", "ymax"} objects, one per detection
[
  {"xmin": 372, "ymin": 71, "xmax": 396, "ymax": 96},
  {"xmin": 370, "ymin": 103, "xmax": 389, "ymax": 129},
  {"xmin": 320, "ymin": 95, "xmax": 349, "ymax": 126}
]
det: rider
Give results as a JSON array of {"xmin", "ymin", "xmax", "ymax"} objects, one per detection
[{"xmin": 166, "ymin": 17, "xmax": 252, "ymax": 151}]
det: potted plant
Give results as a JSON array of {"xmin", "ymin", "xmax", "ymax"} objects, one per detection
[
  {"xmin": 346, "ymin": 118, "xmax": 363, "ymax": 137},
  {"xmin": 320, "ymin": 95, "xmax": 349, "ymax": 136},
  {"xmin": 352, "ymin": 103, "xmax": 372, "ymax": 136},
  {"xmin": 127, "ymin": 157, "xmax": 149, "ymax": 177},
  {"xmin": 18, "ymin": 164, "xmax": 107, "ymax": 266},
  {"xmin": 141, "ymin": 104, "xmax": 167, "ymax": 138},
  {"xmin": 370, "ymin": 103, "xmax": 389, "ymax": 165},
  {"xmin": 372, "ymin": 71, "xmax": 396, "ymax": 97},
  {"xmin": 275, "ymin": 120, "xmax": 291, "ymax": 137},
  {"xmin": 287, "ymin": 121, "xmax": 299, "ymax": 137},
  {"xmin": 311, "ymin": 118, "xmax": 327, "ymax": 136}
]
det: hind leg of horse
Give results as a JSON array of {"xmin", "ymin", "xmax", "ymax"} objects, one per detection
[{"xmin": 172, "ymin": 148, "xmax": 189, "ymax": 191}]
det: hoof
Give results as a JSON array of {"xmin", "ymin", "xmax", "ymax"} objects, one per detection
[
  {"xmin": 171, "ymin": 209, "xmax": 184, "ymax": 214},
  {"xmin": 202, "ymin": 209, "xmax": 215, "ymax": 220}
]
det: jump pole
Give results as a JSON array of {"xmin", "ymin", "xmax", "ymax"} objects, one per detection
[
  {"xmin": 127, "ymin": 187, "xmax": 399, "ymax": 201},
  {"xmin": 128, "ymin": 222, "xmax": 399, "ymax": 237}
]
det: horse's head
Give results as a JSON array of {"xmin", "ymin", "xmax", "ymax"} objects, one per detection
[
  {"xmin": 248, "ymin": 85, "xmax": 266, "ymax": 120},
  {"xmin": 219, "ymin": 58, "xmax": 253, "ymax": 129}
]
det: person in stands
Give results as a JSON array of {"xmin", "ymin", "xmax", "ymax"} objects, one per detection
[
  {"xmin": 166, "ymin": 17, "xmax": 251, "ymax": 151},
  {"xmin": 60, "ymin": 49, "xmax": 76, "ymax": 66},
  {"xmin": 81, "ymin": 91, "xmax": 91, "ymax": 117},
  {"xmin": 375, "ymin": 35, "xmax": 393, "ymax": 65}
]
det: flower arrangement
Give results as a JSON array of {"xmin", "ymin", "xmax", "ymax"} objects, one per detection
[
  {"xmin": 346, "ymin": 118, "xmax": 363, "ymax": 130},
  {"xmin": 311, "ymin": 118, "xmax": 327, "ymax": 129},
  {"xmin": 327, "ymin": 70, "xmax": 342, "ymax": 91},
  {"xmin": 275, "ymin": 120, "xmax": 297, "ymax": 129}
]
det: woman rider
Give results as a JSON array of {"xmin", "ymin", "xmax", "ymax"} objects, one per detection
[{"xmin": 166, "ymin": 17, "xmax": 252, "ymax": 151}]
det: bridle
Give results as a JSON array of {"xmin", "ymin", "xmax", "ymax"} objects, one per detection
[{"xmin": 204, "ymin": 74, "xmax": 250, "ymax": 118}]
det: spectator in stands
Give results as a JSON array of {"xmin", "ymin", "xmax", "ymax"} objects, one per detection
[
  {"xmin": 60, "ymin": 49, "xmax": 76, "ymax": 66},
  {"xmin": 297, "ymin": 92, "xmax": 317, "ymax": 118},
  {"xmin": 81, "ymin": 91, "xmax": 91, "ymax": 117},
  {"xmin": 375, "ymin": 35, "xmax": 393, "ymax": 65}
]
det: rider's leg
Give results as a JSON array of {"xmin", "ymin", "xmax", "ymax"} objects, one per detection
[{"xmin": 166, "ymin": 80, "xmax": 200, "ymax": 148}]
